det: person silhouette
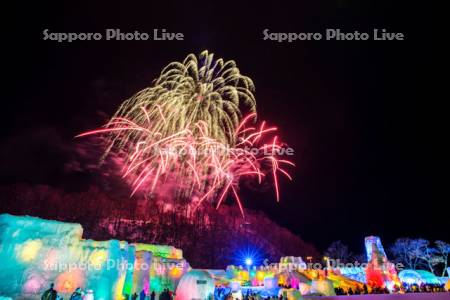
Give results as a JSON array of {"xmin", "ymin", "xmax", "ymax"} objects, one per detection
[
  {"xmin": 70, "ymin": 287, "xmax": 83, "ymax": 300},
  {"xmin": 139, "ymin": 289, "xmax": 147, "ymax": 300},
  {"xmin": 41, "ymin": 283, "xmax": 57, "ymax": 300}
]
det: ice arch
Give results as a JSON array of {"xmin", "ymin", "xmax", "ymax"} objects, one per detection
[{"xmin": 175, "ymin": 270, "xmax": 214, "ymax": 300}]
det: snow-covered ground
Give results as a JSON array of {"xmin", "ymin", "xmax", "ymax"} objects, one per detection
[{"xmin": 305, "ymin": 293, "xmax": 450, "ymax": 300}]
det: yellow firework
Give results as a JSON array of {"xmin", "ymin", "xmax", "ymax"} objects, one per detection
[{"xmin": 110, "ymin": 50, "xmax": 256, "ymax": 148}]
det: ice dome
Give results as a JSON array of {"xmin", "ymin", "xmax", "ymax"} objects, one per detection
[
  {"xmin": 175, "ymin": 270, "xmax": 214, "ymax": 300},
  {"xmin": 398, "ymin": 269, "xmax": 441, "ymax": 285}
]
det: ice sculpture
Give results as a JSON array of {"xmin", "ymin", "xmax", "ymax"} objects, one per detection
[
  {"xmin": 365, "ymin": 236, "xmax": 387, "ymax": 261},
  {"xmin": 0, "ymin": 214, "xmax": 189, "ymax": 299},
  {"xmin": 398, "ymin": 270, "xmax": 441, "ymax": 285},
  {"xmin": 364, "ymin": 236, "xmax": 401, "ymax": 291},
  {"xmin": 337, "ymin": 267, "xmax": 367, "ymax": 283},
  {"xmin": 175, "ymin": 270, "xmax": 214, "ymax": 300}
]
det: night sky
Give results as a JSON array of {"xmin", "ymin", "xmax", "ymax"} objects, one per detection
[{"xmin": 2, "ymin": 1, "xmax": 446, "ymax": 253}]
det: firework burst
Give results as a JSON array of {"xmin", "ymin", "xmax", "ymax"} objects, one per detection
[
  {"xmin": 78, "ymin": 51, "xmax": 293, "ymax": 216},
  {"xmin": 111, "ymin": 50, "xmax": 255, "ymax": 147}
]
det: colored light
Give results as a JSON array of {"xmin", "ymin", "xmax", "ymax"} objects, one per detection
[
  {"xmin": 170, "ymin": 267, "xmax": 183, "ymax": 278},
  {"xmin": 23, "ymin": 274, "xmax": 45, "ymax": 294},
  {"xmin": 150, "ymin": 276, "xmax": 163, "ymax": 293},
  {"xmin": 230, "ymin": 281, "xmax": 241, "ymax": 292},
  {"xmin": 234, "ymin": 246, "xmax": 264, "ymax": 268},
  {"xmin": 19, "ymin": 239, "xmax": 42, "ymax": 262},
  {"xmin": 256, "ymin": 271, "xmax": 265, "ymax": 281},
  {"xmin": 55, "ymin": 270, "xmax": 85, "ymax": 294},
  {"xmin": 245, "ymin": 258, "xmax": 253, "ymax": 266},
  {"xmin": 115, "ymin": 275, "xmax": 126, "ymax": 300},
  {"xmin": 237, "ymin": 270, "xmax": 249, "ymax": 281},
  {"xmin": 89, "ymin": 250, "xmax": 108, "ymax": 269},
  {"xmin": 264, "ymin": 277, "xmax": 277, "ymax": 289},
  {"xmin": 42, "ymin": 249, "xmax": 59, "ymax": 270}
]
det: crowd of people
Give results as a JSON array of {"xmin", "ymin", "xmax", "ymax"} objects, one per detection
[
  {"xmin": 41, "ymin": 284, "xmax": 173, "ymax": 300},
  {"xmin": 402, "ymin": 283, "xmax": 447, "ymax": 293},
  {"xmin": 334, "ymin": 282, "xmax": 448, "ymax": 296},
  {"xmin": 334, "ymin": 283, "xmax": 449, "ymax": 295},
  {"xmin": 224, "ymin": 291, "xmax": 289, "ymax": 300},
  {"xmin": 334, "ymin": 284, "xmax": 381, "ymax": 296},
  {"xmin": 40, "ymin": 281, "xmax": 448, "ymax": 300},
  {"xmin": 219, "ymin": 282, "xmax": 450, "ymax": 300}
]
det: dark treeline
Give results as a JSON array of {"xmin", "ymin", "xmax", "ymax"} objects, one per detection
[{"xmin": 0, "ymin": 184, "xmax": 318, "ymax": 268}]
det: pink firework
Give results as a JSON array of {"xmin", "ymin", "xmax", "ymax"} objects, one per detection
[{"xmin": 77, "ymin": 112, "xmax": 293, "ymax": 216}]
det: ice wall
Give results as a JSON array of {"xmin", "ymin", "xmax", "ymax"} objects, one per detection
[{"xmin": 0, "ymin": 214, "xmax": 189, "ymax": 299}]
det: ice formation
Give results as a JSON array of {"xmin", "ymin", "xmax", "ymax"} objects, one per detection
[
  {"xmin": 364, "ymin": 236, "xmax": 401, "ymax": 291},
  {"xmin": 3, "ymin": 214, "xmax": 443, "ymax": 299},
  {"xmin": 174, "ymin": 270, "xmax": 215, "ymax": 300},
  {"xmin": 398, "ymin": 270, "xmax": 441, "ymax": 285},
  {"xmin": 0, "ymin": 214, "xmax": 189, "ymax": 299}
]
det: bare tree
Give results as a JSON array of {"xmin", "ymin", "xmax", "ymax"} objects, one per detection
[
  {"xmin": 389, "ymin": 238, "xmax": 427, "ymax": 270},
  {"xmin": 418, "ymin": 240, "xmax": 441, "ymax": 274},
  {"xmin": 435, "ymin": 240, "xmax": 450, "ymax": 276},
  {"xmin": 324, "ymin": 240, "xmax": 353, "ymax": 263},
  {"xmin": 0, "ymin": 184, "xmax": 320, "ymax": 268},
  {"xmin": 352, "ymin": 253, "xmax": 367, "ymax": 264}
]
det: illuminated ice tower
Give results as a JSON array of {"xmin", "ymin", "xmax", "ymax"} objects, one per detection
[
  {"xmin": 364, "ymin": 236, "xmax": 401, "ymax": 292},
  {"xmin": 365, "ymin": 236, "xmax": 387, "ymax": 261}
]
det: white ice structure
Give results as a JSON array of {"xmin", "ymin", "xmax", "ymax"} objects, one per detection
[
  {"xmin": 175, "ymin": 270, "xmax": 215, "ymax": 300},
  {"xmin": 0, "ymin": 214, "xmax": 189, "ymax": 299}
]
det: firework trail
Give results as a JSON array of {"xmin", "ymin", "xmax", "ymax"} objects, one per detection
[{"xmin": 78, "ymin": 51, "xmax": 293, "ymax": 216}]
